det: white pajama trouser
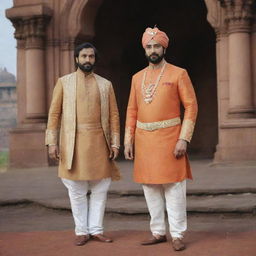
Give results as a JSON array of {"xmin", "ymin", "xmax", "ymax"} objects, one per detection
[
  {"xmin": 142, "ymin": 180, "xmax": 187, "ymax": 239},
  {"xmin": 62, "ymin": 177, "xmax": 111, "ymax": 236}
]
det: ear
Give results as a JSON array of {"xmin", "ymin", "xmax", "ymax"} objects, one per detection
[
  {"xmin": 163, "ymin": 48, "xmax": 166, "ymax": 54},
  {"xmin": 75, "ymin": 57, "xmax": 78, "ymax": 63}
]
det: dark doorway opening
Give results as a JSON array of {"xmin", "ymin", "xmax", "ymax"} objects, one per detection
[{"xmin": 77, "ymin": 0, "xmax": 218, "ymax": 158}]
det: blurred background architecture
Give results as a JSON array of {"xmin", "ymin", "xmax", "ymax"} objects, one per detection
[
  {"xmin": 3, "ymin": 0, "xmax": 256, "ymax": 168},
  {"xmin": 0, "ymin": 67, "xmax": 16, "ymax": 151}
]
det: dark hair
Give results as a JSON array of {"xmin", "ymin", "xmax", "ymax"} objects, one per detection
[{"xmin": 74, "ymin": 42, "xmax": 98, "ymax": 67}]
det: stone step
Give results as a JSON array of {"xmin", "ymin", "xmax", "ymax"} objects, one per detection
[
  {"xmin": 109, "ymin": 187, "xmax": 256, "ymax": 196},
  {"xmin": 105, "ymin": 193, "xmax": 256, "ymax": 214},
  {"xmin": 3, "ymin": 193, "xmax": 255, "ymax": 215}
]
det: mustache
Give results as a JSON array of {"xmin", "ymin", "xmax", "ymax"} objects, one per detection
[
  {"xmin": 150, "ymin": 53, "xmax": 159, "ymax": 57},
  {"xmin": 82, "ymin": 62, "xmax": 92, "ymax": 66}
]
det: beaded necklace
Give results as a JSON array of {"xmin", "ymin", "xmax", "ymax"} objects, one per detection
[{"xmin": 141, "ymin": 61, "xmax": 166, "ymax": 104}]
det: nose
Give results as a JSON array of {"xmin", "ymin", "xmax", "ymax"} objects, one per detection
[
  {"xmin": 148, "ymin": 48, "xmax": 155, "ymax": 54},
  {"xmin": 85, "ymin": 56, "xmax": 90, "ymax": 62}
]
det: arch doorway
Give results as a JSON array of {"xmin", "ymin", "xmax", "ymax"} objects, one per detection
[
  {"xmin": 75, "ymin": 0, "xmax": 218, "ymax": 158},
  {"xmin": 77, "ymin": 0, "xmax": 217, "ymax": 158}
]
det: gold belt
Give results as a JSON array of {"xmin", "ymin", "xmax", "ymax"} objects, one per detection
[
  {"xmin": 77, "ymin": 123, "xmax": 102, "ymax": 131},
  {"xmin": 136, "ymin": 117, "xmax": 181, "ymax": 131}
]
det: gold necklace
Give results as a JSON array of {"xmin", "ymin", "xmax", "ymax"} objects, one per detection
[{"xmin": 141, "ymin": 61, "xmax": 166, "ymax": 104}]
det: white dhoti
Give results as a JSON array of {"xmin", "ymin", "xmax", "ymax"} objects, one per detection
[
  {"xmin": 142, "ymin": 180, "xmax": 187, "ymax": 239},
  {"xmin": 62, "ymin": 177, "xmax": 111, "ymax": 235}
]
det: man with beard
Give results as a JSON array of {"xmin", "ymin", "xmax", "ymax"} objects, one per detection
[
  {"xmin": 124, "ymin": 27, "xmax": 198, "ymax": 251},
  {"xmin": 45, "ymin": 42, "xmax": 120, "ymax": 246}
]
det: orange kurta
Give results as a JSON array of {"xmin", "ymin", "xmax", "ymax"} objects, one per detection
[{"xmin": 125, "ymin": 62, "xmax": 198, "ymax": 184}]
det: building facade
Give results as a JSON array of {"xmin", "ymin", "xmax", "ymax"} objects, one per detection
[
  {"xmin": 5, "ymin": 0, "xmax": 256, "ymax": 168},
  {"xmin": 0, "ymin": 67, "xmax": 17, "ymax": 151}
]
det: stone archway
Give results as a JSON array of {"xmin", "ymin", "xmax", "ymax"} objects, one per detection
[
  {"xmin": 56, "ymin": 0, "xmax": 104, "ymax": 81},
  {"xmin": 6, "ymin": 0, "xmax": 256, "ymax": 167},
  {"xmin": 76, "ymin": 0, "xmax": 218, "ymax": 158}
]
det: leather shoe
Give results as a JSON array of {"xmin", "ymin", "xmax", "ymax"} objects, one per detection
[
  {"xmin": 141, "ymin": 235, "xmax": 167, "ymax": 245},
  {"xmin": 75, "ymin": 235, "xmax": 90, "ymax": 246},
  {"xmin": 172, "ymin": 238, "xmax": 185, "ymax": 251},
  {"xmin": 91, "ymin": 234, "xmax": 113, "ymax": 243}
]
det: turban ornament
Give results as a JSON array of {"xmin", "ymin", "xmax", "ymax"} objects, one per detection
[{"xmin": 142, "ymin": 27, "xmax": 169, "ymax": 49}]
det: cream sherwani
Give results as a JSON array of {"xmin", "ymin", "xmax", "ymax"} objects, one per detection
[
  {"xmin": 45, "ymin": 68, "xmax": 120, "ymax": 236},
  {"xmin": 45, "ymin": 69, "xmax": 120, "ymax": 181}
]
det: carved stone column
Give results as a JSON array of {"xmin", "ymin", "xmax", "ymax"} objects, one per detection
[
  {"xmin": 252, "ymin": 14, "xmax": 256, "ymax": 109},
  {"xmin": 11, "ymin": 19, "xmax": 27, "ymax": 124},
  {"xmin": 60, "ymin": 38, "xmax": 75, "ymax": 76},
  {"xmin": 24, "ymin": 17, "xmax": 50, "ymax": 121},
  {"xmin": 222, "ymin": 0, "xmax": 255, "ymax": 118},
  {"xmin": 6, "ymin": 5, "xmax": 52, "ymax": 168},
  {"xmin": 205, "ymin": 0, "xmax": 256, "ymax": 163}
]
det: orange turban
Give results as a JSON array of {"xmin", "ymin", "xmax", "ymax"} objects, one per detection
[{"xmin": 142, "ymin": 27, "xmax": 169, "ymax": 49}]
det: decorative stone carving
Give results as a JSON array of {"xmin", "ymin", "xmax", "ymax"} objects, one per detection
[
  {"xmin": 204, "ymin": 0, "xmax": 228, "ymax": 38},
  {"xmin": 24, "ymin": 17, "xmax": 49, "ymax": 49},
  {"xmin": 252, "ymin": 3, "xmax": 256, "ymax": 32},
  {"xmin": 6, "ymin": 4, "xmax": 52, "ymax": 49},
  {"xmin": 10, "ymin": 19, "xmax": 25, "ymax": 49},
  {"xmin": 60, "ymin": 38, "xmax": 75, "ymax": 51},
  {"xmin": 220, "ymin": 0, "xmax": 255, "ymax": 33},
  {"xmin": 205, "ymin": 0, "xmax": 256, "ymax": 36}
]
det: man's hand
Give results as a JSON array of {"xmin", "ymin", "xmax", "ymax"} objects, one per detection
[
  {"xmin": 124, "ymin": 144, "xmax": 134, "ymax": 160},
  {"xmin": 173, "ymin": 139, "xmax": 187, "ymax": 159},
  {"xmin": 109, "ymin": 147, "xmax": 119, "ymax": 160},
  {"xmin": 48, "ymin": 145, "xmax": 59, "ymax": 161}
]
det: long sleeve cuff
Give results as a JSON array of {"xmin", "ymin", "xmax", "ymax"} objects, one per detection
[
  {"xmin": 111, "ymin": 132, "xmax": 120, "ymax": 149},
  {"xmin": 124, "ymin": 127, "xmax": 135, "ymax": 146},
  {"xmin": 45, "ymin": 129, "xmax": 58, "ymax": 146},
  {"xmin": 179, "ymin": 119, "xmax": 195, "ymax": 143}
]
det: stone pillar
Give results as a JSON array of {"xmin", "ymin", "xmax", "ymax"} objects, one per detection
[
  {"xmin": 6, "ymin": 5, "xmax": 52, "ymax": 168},
  {"xmin": 12, "ymin": 20, "xmax": 27, "ymax": 124},
  {"xmin": 225, "ymin": 0, "xmax": 255, "ymax": 118},
  {"xmin": 60, "ymin": 38, "xmax": 75, "ymax": 76},
  {"xmin": 252, "ymin": 20, "xmax": 256, "ymax": 109},
  {"xmin": 216, "ymin": 30, "xmax": 229, "ymax": 123},
  {"xmin": 205, "ymin": 0, "xmax": 256, "ymax": 163},
  {"xmin": 24, "ymin": 17, "xmax": 48, "ymax": 121}
]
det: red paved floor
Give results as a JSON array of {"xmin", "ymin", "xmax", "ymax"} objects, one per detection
[{"xmin": 1, "ymin": 230, "xmax": 256, "ymax": 256}]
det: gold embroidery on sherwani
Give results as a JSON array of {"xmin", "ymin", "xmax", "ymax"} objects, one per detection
[
  {"xmin": 95, "ymin": 74, "xmax": 111, "ymax": 148},
  {"xmin": 137, "ymin": 117, "xmax": 181, "ymax": 131},
  {"xmin": 179, "ymin": 119, "xmax": 195, "ymax": 143},
  {"xmin": 46, "ymin": 70, "xmax": 120, "ymax": 180},
  {"xmin": 111, "ymin": 132, "xmax": 120, "ymax": 148},
  {"xmin": 45, "ymin": 130, "xmax": 58, "ymax": 145},
  {"xmin": 60, "ymin": 73, "xmax": 77, "ymax": 169}
]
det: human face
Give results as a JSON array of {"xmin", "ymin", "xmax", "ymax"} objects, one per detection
[
  {"xmin": 145, "ymin": 39, "xmax": 165, "ymax": 64},
  {"xmin": 76, "ymin": 48, "xmax": 96, "ymax": 72}
]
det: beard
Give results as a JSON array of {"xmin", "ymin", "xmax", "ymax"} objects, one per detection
[
  {"xmin": 77, "ymin": 61, "xmax": 94, "ymax": 72},
  {"xmin": 146, "ymin": 52, "xmax": 164, "ymax": 64}
]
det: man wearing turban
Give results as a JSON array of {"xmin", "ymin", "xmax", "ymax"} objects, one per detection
[{"xmin": 124, "ymin": 27, "xmax": 198, "ymax": 251}]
